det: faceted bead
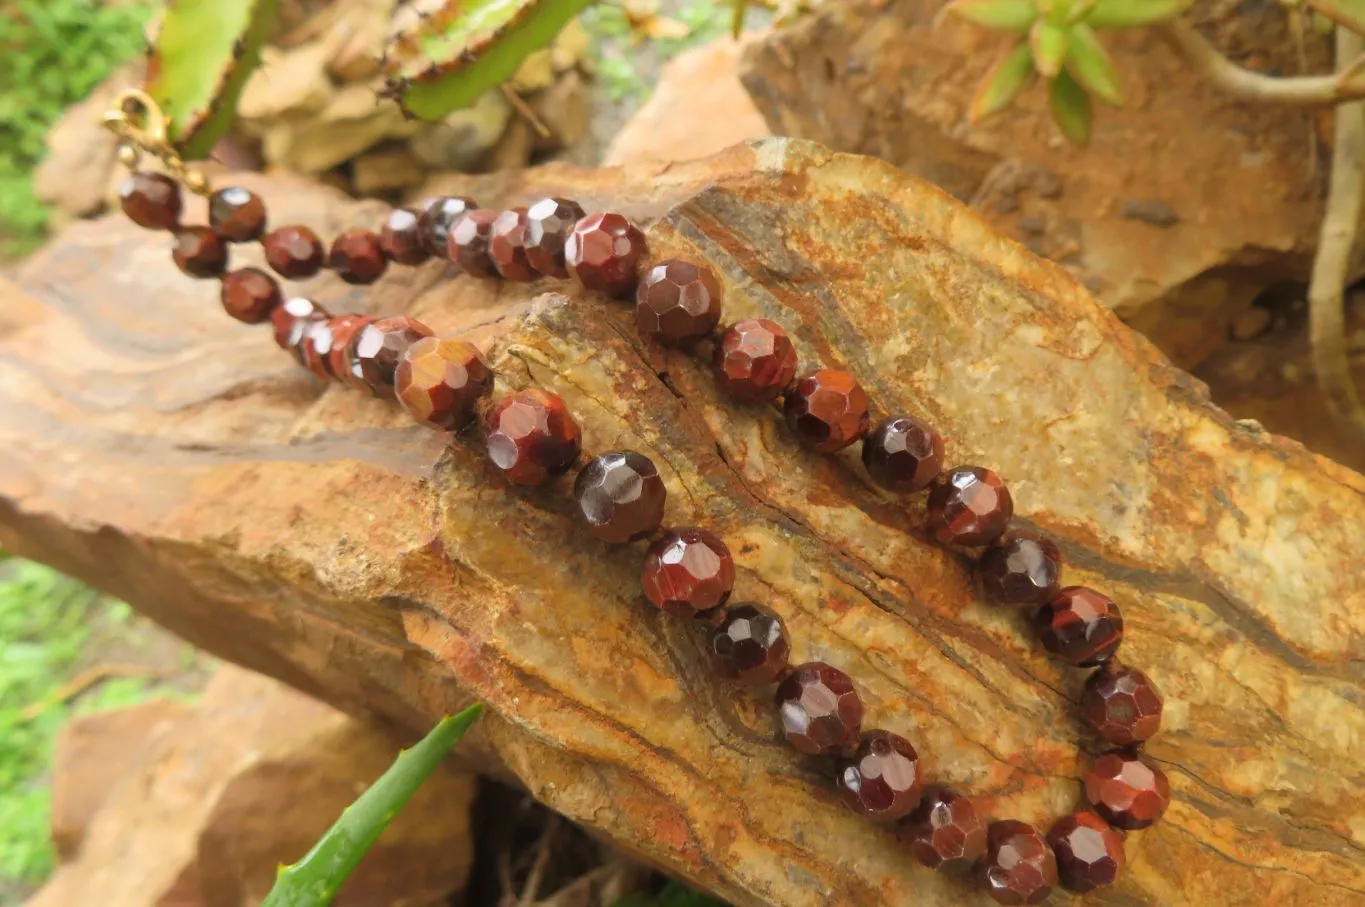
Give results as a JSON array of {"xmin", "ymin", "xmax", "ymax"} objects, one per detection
[
  {"xmin": 902, "ymin": 787, "xmax": 988, "ymax": 872},
  {"xmin": 1047, "ymin": 810, "xmax": 1125, "ymax": 893},
  {"xmin": 1036, "ymin": 586, "xmax": 1124, "ymax": 666},
  {"xmin": 483, "ymin": 389, "xmax": 582, "ymax": 485},
  {"xmin": 636, "ymin": 259, "xmax": 723, "ymax": 345},
  {"xmin": 449, "ymin": 209, "xmax": 500, "ymax": 278},
  {"xmin": 641, "ymin": 528, "xmax": 735, "ymax": 618},
  {"xmin": 300, "ymin": 318, "xmax": 343, "ymax": 379},
  {"xmin": 861, "ymin": 415, "xmax": 944, "ymax": 493},
  {"xmin": 208, "ymin": 187, "xmax": 266, "ymax": 242},
  {"xmin": 573, "ymin": 451, "xmax": 667, "ymax": 543},
  {"xmin": 783, "ymin": 370, "xmax": 870, "ymax": 453},
  {"xmin": 926, "ymin": 466, "xmax": 1013, "ymax": 546},
  {"xmin": 379, "ymin": 208, "xmax": 430, "ymax": 265},
  {"xmin": 565, "ymin": 212, "xmax": 646, "ymax": 297},
  {"xmin": 271, "ymin": 297, "xmax": 329, "ymax": 365},
  {"xmin": 172, "ymin": 226, "xmax": 227, "ymax": 279},
  {"xmin": 1081, "ymin": 666, "xmax": 1162, "ymax": 746},
  {"xmin": 396, "ymin": 337, "xmax": 492, "ymax": 431},
  {"xmin": 263, "ymin": 225, "xmax": 324, "ymax": 279},
  {"xmin": 983, "ymin": 820, "xmax": 1058, "ymax": 906},
  {"xmin": 328, "ymin": 229, "xmax": 388, "ymax": 285},
  {"xmin": 345, "ymin": 316, "xmax": 434, "ymax": 399},
  {"xmin": 774, "ymin": 662, "xmax": 863, "ymax": 756},
  {"xmin": 835, "ymin": 730, "xmax": 922, "ymax": 822},
  {"xmin": 524, "ymin": 196, "xmax": 585, "ymax": 277},
  {"xmin": 419, "ymin": 196, "xmax": 477, "ymax": 258},
  {"xmin": 489, "ymin": 208, "xmax": 538, "ymax": 281},
  {"xmin": 220, "ymin": 267, "xmax": 281, "ymax": 324},
  {"xmin": 327, "ymin": 315, "xmax": 374, "ymax": 383},
  {"xmin": 713, "ymin": 318, "xmax": 798, "ymax": 402},
  {"xmin": 978, "ymin": 536, "xmax": 1062, "ymax": 606},
  {"xmin": 118, "ymin": 172, "xmax": 181, "ymax": 230},
  {"xmin": 1085, "ymin": 749, "xmax": 1171, "ymax": 830},
  {"xmin": 706, "ymin": 604, "xmax": 790, "ymax": 686}
]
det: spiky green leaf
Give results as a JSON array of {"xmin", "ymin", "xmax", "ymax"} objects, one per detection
[
  {"xmin": 1049, "ymin": 70, "xmax": 1093, "ymax": 146},
  {"xmin": 1030, "ymin": 20, "xmax": 1068, "ymax": 78},
  {"xmin": 1084, "ymin": 0, "xmax": 1188, "ymax": 28},
  {"xmin": 946, "ymin": 0, "xmax": 1040, "ymax": 31},
  {"xmin": 1304, "ymin": 0, "xmax": 1365, "ymax": 35},
  {"xmin": 970, "ymin": 41, "xmax": 1035, "ymax": 121},
  {"xmin": 1065, "ymin": 24, "xmax": 1123, "ymax": 104}
]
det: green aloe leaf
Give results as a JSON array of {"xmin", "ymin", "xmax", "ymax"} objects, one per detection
[
  {"xmin": 970, "ymin": 41, "xmax": 1035, "ymax": 121},
  {"xmin": 1065, "ymin": 24, "xmax": 1123, "ymax": 104},
  {"xmin": 1049, "ymin": 70, "xmax": 1093, "ymax": 146},
  {"xmin": 145, "ymin": 0, "xmax": 281, "ymax": 160},
  {"xmin": 1084, "ymin": 0, "xmax": 1188, "ymax": 28},
  {"xmin": 1304, "ymin": 0, "xmax": 1365, "ymax": 34},
  {"xmin": 945, "ymin": 0, "xmax": 1040, "ymax": 32},
  {"xmin": 1029, "ymin": 20, "xmax": 1068, "ymax": 78}
]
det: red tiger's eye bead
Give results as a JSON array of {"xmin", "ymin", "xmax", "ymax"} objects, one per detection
[
  {"xmin": 118, "ymin": 172, "xmax": 181, "ymax": 230},
  {"xmin": 271, "ymin": 297, "xmax": 329, "ymax": 364},
  {"xmin": 524, "ymin": 196, "xmax": 585, "ymax": 278},
  {"xmin": 636, "ymin": 259, "xmax": 723, "ymax": 345},
  {"xmin": 1081, "ymin": 666, "xmax": 1162, "ymax": 746},
  {"xmin": 449, "ymin": 209, "xmax": 500, "ymax": 278},
  {"xmin": 263, "ymin": 225, "xmax": 324, "ymax": 279},
  {"xmin": 221, "ymin": 267, "xmax": 282, "ymax": 324},
  {"xmin": 483, "ymin": 389, "xmax": 582, "ymax": 485},
  {"xmin": 774, "ymin": 662, "xmax": 863, "ymax": 755},
  {"xmin": 396, "ymin": 337, "xmax": 492, "ymax": 431},
  {"xmin": 836, "ymin": 730, "xmax": 922, "ymax": 822},
  {"xmin": 783, "ymin": 369, "xmax": 870, "ymax": 452},
  {"xmin": 172, "ymin": 226, "xmax": 227, "ymax": 278},
  {"xmin": 983, "ymin": 820, "xmax": 1058, "ymax": 906},
  {"xmin": 565, "ymin": 212, "xmax": 646, "ymax": 297},
  {"xmin": 419, "ymin": 196, "xmax": 477, "ymax": 258},
  {"xmin": 978, "ymin": 536, "xmax": 1062, "ymax": 606},
  {"xmin": 573, "ymin": 451, "xmax": 667, "ymax": 543},
  {"xmin": 489, "ymin": 207, "xmax": 538, "ymax": 281},
  {"xmin": 707, "ymin": 604, "xmax": 790, "ymax": 685},
  {"xmin": 300, "ymin": 319, "xmax": 343, "ymax": 379},
  {"xmin": 713, "ymin": 318, "xmax": 798, "ymax": 402},
  {"xmin": 641, "ymin": 528, "xmax": 734, "ymax": 618},
  {"xmin": 327, "ymin": 315, "xmax": 374, "ymax": 383},
  {"xmin": 1036, "ymin": 586, "xmax": 1124, "ymax": 666},
  {"xmin": 1085, "ymin": 749, "xmax": 1170, "ymax": 830},
  {"xmin": 346, "ymin": 315, "xmax": 434, "ymax": 399},
  {"xmin": 208, "ymin": 186, "xmax": 266, "ymax": 242},
  {"xmin": 1047, "ymin": 810, "xmax": 1125, "ymax": 893},
  {"xmin": 926, "ymin": 466, "xmax": 1013, "ymax": 546},
  {"xmin": 902, "ymin": 787, "xmax": 988, "ymax": 872},
  {"xmin": 379, "ymin": 207, "xmax": 430, "ymax": 265},
  {"xmin": 328, "ymin": 229, "xmax": 388, "ymax": 285},
  {"xmin": 862, "ymin": 415, "xmax": 944, "ymax": 492}
]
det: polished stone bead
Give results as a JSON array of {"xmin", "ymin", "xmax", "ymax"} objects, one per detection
[
  {"xmin": 862, "ymin": 415, "xmax": 944, "ymax": 493},
  {"xmin": 449, "ymin": 209, "xmax": 500, "ymax": 278},
  {"xmin": 1085, "ymin": 749, "xmax": 1170, "ymax": 830},
  {"xmin": 263, "ymin": 225, "xmax": 324, "ymax": 279},
  {"xmin": 1047, "ymin": 810, "xmax": 1125, "ymax": 893},
  {"xmin": 419, "ymin": 196, "xmax": 477, "ymax": 258},
  {"xmin": 300, "ymin": 318, "xmax": 343, "ymax": 379},
  {"xmin": 1081, "ymin": 666, "xmax": 1162, "ymax": 746},
  {"xmin": 395, "ymin": 337, "xmax": 492, "ymax": 430},
  {"xmin": 707, "ymin": 604, "xmax": 790, "ymax": 686},
  {"xmin": 524, "ymin": 196, "xmax": 585, "ymax": 277},
  {"xmin": 983, "ymin": 820, "xmax": 1058, "ymax": 906},
  {"xmin": 565, "ymin": 212, "xmax": 646, "ymax": 297},
  {"xmin": 328, "ymin": 229, "xmax": 388, "ymax": 285},
  {"xmin": 220, "ymin": 267, "xmax": 281, "ymax": 324},
  {"xmin": 488, "ymin": 207, "xmax": 538, "ymax": 281},
  {"xmin": 783, "ymin": 370, "xmax": 870, "ymax": 452},
  {"xmin": 208, "ymin": 187, "xmax": 266, "ymax": 242},
  {"xmin": 573, "ymin": 451, "xmax": 667, "ymax": 543},
  {"xmin": 346, "ymin": 315, "xmax": 434, "ymax": 399},
  {"xmin": 118, "ymin": 172, "xmax": 181, "ymax": 230},
  {"xmin": 926, "ymin": 466, "xmax": 1013, "ymax": 546},
  {"xmin": 328, "ymin": 315, "xmax": 374, "ymax": 384},
  {"xmin": 1037, "ymin": 586, "xmax": 1124, "ymax": 666},
  {"xmin": 641, "ymin": 528, "xmax": 734, "ymax": 618},
  {"xmin": 713, "ymin": 318, "xmax": 798, "ymax": 402},
  {"xmin": 902, "ymin": 786, "xmax": 988, "ymax": 872},
  {"xmin": 636, "ymin": 259, "xmax": 723, "ymax": 345},
  {"xmin": 379, "ymin": 208, "xmax": 430, "ymax": 265},
  {"xmin": 775, "ymin": 663, "xmax": 863, "ymax": 756},
  {"xmin": 979, "ymin": 536, "xmax": 1062, "ymax": 606},
  {"xmin": 172, "ymin": 226, "xmax": 227, "ymax": 278},
  {"xmin": 483, "ymin": 389, "xmax": 582, "ymax": 485},
  {"xmin": 836, "ymin": 730, "xmax": 922, "ymax": 822},
  {"xmin": 271, "ymin": 297, "xmax": 329, "ymax": 365}
]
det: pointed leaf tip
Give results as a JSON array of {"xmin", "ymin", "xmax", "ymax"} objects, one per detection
[
  {"xmin": 946, "ymin": 0, "xmax": 1041, "ymax": 31},
  {"xmin": 1066, "ymin": 23, "xmax": 1124, "ymax": 105},
  {"xmin": 1030, "ymin": 20, "xmax": 1068, "ymax": 78},
  {"xmin": 1050, "ymin": 70, "xmax": 1094, "ymax": 146},
  {"xmin": 970, "ymin": 41, "xmax": 1035, "ymax": 122},
  {"xmin": 1084, "ymin": 0, "xmax": 1189, "ymax": 28}
]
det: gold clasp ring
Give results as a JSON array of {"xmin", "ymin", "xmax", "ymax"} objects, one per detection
[{"xmin": 102, "ymin": 88, "xmax": 173, "ymax": 156}]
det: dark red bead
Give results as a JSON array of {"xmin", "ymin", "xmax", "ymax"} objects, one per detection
[
  {"xmin": 862, "ymin": 415, "xmax": 944, "ymax": 493},
  {"xmin": 979, "ymin": 536, "xmax": 1062, "ymax": 606},
  {"xmin": 1081, "ymin": 666, "xmax": 1162, "ymax": 746},
  {"xmin": 902, "ymin": 787, "xmax": 988, "ymax": 872},
  {"xmin": 329, "ymin": 229, "xmax": 388, "ymax": 285},
  {"xmin": 983, "ymin": 820, "xmax": 1058, "ymax": 906},
  {"xmin": 419, "ymin": 196, "xmax": 477, "ymax": 258},
  {"xmin": 926, "ymin": 466, "xmax": 1013, "ymax": 546},
  {"xmin": 1037, "ymin": 586, "xmax": 1124, "ymax": 666},
  {"xmin": 263, "ymin": 225, "xmax": 324, "ymax": 279},
  {"xmin": 707, "ymin": 604, "xmax": 790, "ymax": 686},
  {"xmin": 118, "ymin": 172, "xmax": 181, "ymax": 230},
  {"xmin": 345, "ymin": 316, "xmax": 434, "ymax": 399},
  {"xmin": 836, "ymin": 730, "xmax": 922, "ymax": 822},
  {"xmin": 396, "ymin": 337, "xmax": 492, "ymax": 430},
  {"xmin": 172, "ymin": 226, "xmax": 227, "ymax": 278},
  {"xmin": 328, "ymin": 315, "xmax": 374, "ymax": 384},
  {"xmin": 774, "ymin": 662, "xmax": 863, "ymax": 755},
  {"xmin": 379, "ymin": 208, "xmax": 430, "ymax": 265},
  {"xmin": 300, "ymin": 319, "xmax": 343, "ymax": 379},
  {"xmin": 1047, "ymin": 810, "xmax": 1125, "ymax": 893},
  {"xmin": 573, "ymin": 451, "xmax": 667, "ymax": 543},
  {"xmin": 1085, "ymin": 749, "xmax": 1170, "ymax": 830},
  {"xmin": 524, "ymin": 196, "xmax": 585, "ymax": 278},
  {"xmin": 220, "ymin": 267, "xmax": 281, "ymax": 324},
  {"xmin": 641, "ymin": 528, "xmax": 734, "ymax": 618},
  {"xmin": 483, "ymin": 389, "xmax": 582, "ymax": 485},
  {"xmin": 488, "ymin": 208, "xmax": 538, "ymax": 281},
  {"xmin": 783, "ymin": 369, "xmax": 870, "ymax": 452},
  {"xmin": 713, "ymin": 319, "xmax": 798, "ymax": 402},
  {"xmin": 636, "ymin": 259, "xmax": 723, "ymax": 345},
  {"xmin": 449, "ymin": 209, "xmax": 500, "ymax": 278},
  {"xmin": 271, "ymin": 297, "xmax": 329, "ymax": 365},
  {"xmin": 208, "ymin": 187, "xmax": 266, "ymax": 242},
  {"xmin": 565, "ymin": 212, "xmax": 646, "ymax": 297}
]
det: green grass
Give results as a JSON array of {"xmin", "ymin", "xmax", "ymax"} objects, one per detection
[
  {"xmin": 0, "ymin": 0, "xmax": 156, "ymax": 259},
  {"xmin": 582, "ymin": 1, "xmax": 735, "ymax": 101},
  {"xmin": 612, "ymin": 881, "xmax": 729, "ymax": 907}
]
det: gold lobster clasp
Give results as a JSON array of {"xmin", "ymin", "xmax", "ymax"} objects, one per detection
[{"xmin": 102, "ymin": 88, "xmax": 210, "ymax": 195}]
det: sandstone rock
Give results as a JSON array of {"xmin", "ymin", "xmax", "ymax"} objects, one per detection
[
  {"xmin": 323, "ymin": 0, "xmax": 398, "ymax": 83},
  {"xmin": 32, "ymin": 63, "xmax": 141, "ymax": 220},
  {"xmin": 238, "ymin": 42, "xmax": 334, "ymax": 123},
  {"xmin": 532, "ymin": 72, "xmax": 591, "ymax": 154},
  {"xmin": 408, "ymin": 89, "xmax": 513, "ymax": 170},
  {"xmin": 352, "ymin": 146, "xmax": 427, "ymax": 195},
  {"xmin": 264, "ymin": 82, "xmax": 422, "ymax": 174}
]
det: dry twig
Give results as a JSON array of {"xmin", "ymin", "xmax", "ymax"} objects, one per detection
[{"xmin": 1160, "ymin": 21, "xmax": 1365, "ymax": 104}]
